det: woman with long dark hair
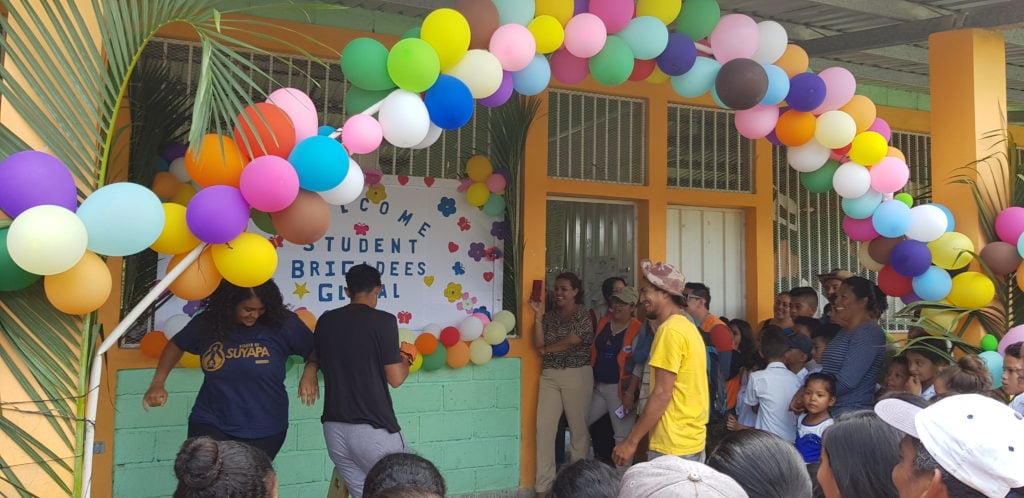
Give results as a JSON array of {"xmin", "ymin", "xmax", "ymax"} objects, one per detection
[
  {"xmin": 817, "ymin": 409, "xmax": 906, "ymax": 498},
  {"xmin": 144, "ymin": 279, "xmax": 314, "ymax": 459},
  {"xmin": 707, "ymin": 429, "xmax": 812, "ymax": 497}
]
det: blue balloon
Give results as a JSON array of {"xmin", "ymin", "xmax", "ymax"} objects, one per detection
[
  {"xmin": 317, "ymin": 125, "xmax": 337, "ymax": 136},
  {"xmin": 842, "ymin": 189, "xmax": 884, "ymax": 219},
  {"xmin": 619, "ymin": 16, "xmax": 669, "ymax": 60},
  {"xmin": 153, "ymin": 156, "xmax": 169, "ymax": 172},
  {"xmin": 929, "ymin": 203, "xmax": 955, "ymax": 232},
  {"xmin": 511, "ymin": 55, "xmax": 551, "ymax": 97},
  {"xmin": 670, "ymin": 56, "xmax": 720, "ymax": 98},
  {"xmin": 912, "ymin": 266, "xmax": 953, "ymax": 301},
  {"xmin": 761, "ymin": 65, "xmax": 790, "ymax": 105},
  {"xmin": 979, "ymin": 350, "xmax": 1003, "ymax": 388},
  {"xmin": 77, "ymin": 182, "xmax": 165, "ymax": 256},
  {"xmin": 425, "ymin": 75, "xmax": 475, "ymax": 130},
  {"xmin": 872, "ymin": 199, "xmax": 913, "ymax": 238},
  {"xmin": 889, "ymin": 240, "xmax": 932, "ymax": 277},
  {"xmin": 288, "ymin": 136, "xmax": 349, "ymax": 192},
  {"xmin": 656, "ymin": 33, "xmax": 698, "ymax": 76},
  {"xmin": 786, "ymin": 72, "xmax": 826, "ymax": 112},
  {"xmin": 492, "ymin": 339, "xmax": 510, "ymax": 357}
]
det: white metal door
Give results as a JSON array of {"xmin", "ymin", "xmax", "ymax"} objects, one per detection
[{"xmin": 666, "ymin": 206, "xmax": 746, "ymax": 320}]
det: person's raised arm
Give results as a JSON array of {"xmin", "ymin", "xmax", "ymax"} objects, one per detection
[
  {"xmin": 143, "ymin": 341, "xmax": 185, "ymax": 411},
  {"xmin": 529, "ymin": 299, "xmax": 545, "ymax": 349}
]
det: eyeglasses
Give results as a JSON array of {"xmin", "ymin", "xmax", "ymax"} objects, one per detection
[{"xmin": 683, "ymin": 294, "xmax": 703, "ymax": 301}]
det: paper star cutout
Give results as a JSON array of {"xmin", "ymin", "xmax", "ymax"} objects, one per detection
[{"xmin": 293, "ymin": 282, "xmax": 310, "ymax": 299}]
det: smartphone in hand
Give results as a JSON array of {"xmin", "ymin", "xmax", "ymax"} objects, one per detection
[
  {"xmin": 614, "ymin": 405, "xmax": 626, "ymax": 419},
  {"xmin": 529, "ymin": 279, "xmax": 543, "ymax": 302}
]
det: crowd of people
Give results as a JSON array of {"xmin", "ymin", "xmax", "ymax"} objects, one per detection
[{"xmin": 145, "ymin": 260, "xmax": 1024, "ymax": 498}]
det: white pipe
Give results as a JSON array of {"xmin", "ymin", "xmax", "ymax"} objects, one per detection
[
  {"xmin": 695, "ymin": 41, "xmax": 713, "ymax": 55},
  {"xmin": 81, "ymin": 243, "xmax": 206, "ymax": 498}
]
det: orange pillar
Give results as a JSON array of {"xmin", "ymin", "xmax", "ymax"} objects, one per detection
[{"xmin": 928, "ymin": 28, "xmax": 1006, "ymax": 344}]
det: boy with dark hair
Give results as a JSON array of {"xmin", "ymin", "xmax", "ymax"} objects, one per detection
[
  {"xmin": 744, "ymin": 327, "xmax": 802, "ymax": 442},
  {"xmin": 788, "ymin": 287, "xmax": 819, "ymax": 319}
]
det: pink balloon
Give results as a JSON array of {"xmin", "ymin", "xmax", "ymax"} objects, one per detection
[
  {"xmin": 843, "ymin": 215, "xmax": 880, "ymax": 242},
  {"xmin": 563, "ymin": 13, "xmax": 608, "ymax": 58},
  {"xmin": 588, "ymin": 0, "xmax": 634, "ymax": 34},
  {"xmin": 869, "ymin": 156, "xmax": 910, "ymax": 194},
  {"xmin": 734, "ymin": 104, "xmax": 779, "ymax": 139},
  {"xmin": 266, "ymin": 88, "xmax": 318, "ymax": 143},
  {"xmin": 550, "ymin": 48, "xmax": 590, "ymax": 84},
  {"xmin": 239, "ymin": 156, "xmax": 300, "ymax": 212},
  {"xmin": 708, "ymin": 14, "xmax": 759, "ymax": 64},
  {"xmin": 995, "ymin": 206, "xmax": 1024, "ymax": 244},
  {"xmin": 341, "ymin": 114, "xmax": 383, "ymax": 155},
  {"xmin": 812, "ymin": 67, "xmax": 856, "ymax": 115},
  {"xmin": 486, "ymin": 173, "xmax": 507, "ymax": 193},
  {"xmin": 999, "ymin": 324, "xmax": 1024, "ymax": 355},
  {"xmin": 489, "ymin": 24, "xmax": 537, "ymax": 71},
  {"xmin": 867, "ymin": 118, "xmax": 892, "ymax": 142},
  {"xmin": 473, "ymin": 312, "xmax": 491, "ymax": 326}
]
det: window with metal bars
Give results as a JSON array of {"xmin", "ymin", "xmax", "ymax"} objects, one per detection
[
  {"xmin": 773, "ymin": 131, "xmax": 932, "ymax": 331},
  {"xmin": 547, "ymin": 89, "xmax": 646, "ymax": 184},
  {"xmin": 667, "ymin": 104, "xmax": 754, "ymax": 192}
]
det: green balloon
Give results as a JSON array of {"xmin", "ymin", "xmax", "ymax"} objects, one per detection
[
  {"xmin": 799, "ymin": 160, "xmax": 839, "ymax": 193},
  {"xmin": 387, "ymin": 38, "xmax": 440, "ymax": 93},
  {"xmin": 341, "ymin": 38, "xmax": 395, "ymax": 92},
  {"xmin": 250, "ymin": 209, "xmax": 277, "ymax": 235},
  {"xmin": 895, "ymin": 193, "xmax": 914, "ymax": 207},
  {"xmin": 676, "ymin": 0, "xmax": 722, "ymax": 41},
  {"xmin": 981, "ymin": 333, "xmax": 999, "ymax": 352},
  {"xmin": 0, "ymin": 228, "xmax": 40, "ymax": 292},
  {"xmin": 421, "ymin": 347, "xmax": 447, "ymax": 371},
  {"xmin": 482, "ymin": 194, "xmax": 506, "ymax": 217},
  {"xmin": 345, "ymin": 85, "xmax": 391, "ymax": 115},
  {"xmin": 402, "ymin": 27, "xmax": 421, "ymax": 40},
  {"xmin": 589, "ymin": 35, "xmax": 635, "ymax": 86}
]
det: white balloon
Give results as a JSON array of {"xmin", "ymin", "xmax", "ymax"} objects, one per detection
[
  {"xmin": 786, "ymin": 140, "xmax": 830, "ymax": 172},
  {"xmin": 168, "ymin": 157, "xmax": 190, "ymax": 182},
  {"xmin": 459, "ymin": 316, "xmax": 484, "ymax": 341},
  {"xmin": 422, "ymin": 323, "xmax": 442, "ymax": 338},
  {"xmin": 751, "ymin": 21, "xmax": 788, "ymax": 64},
  {"xmin": 815, "ymin": 110, "xmax": 857, "ymax": 149},
  {"xmin": 906, "ymin": 205, "xmax": 948, "ymax": 242},
  {"xmin": 319, "ymin": 160, "xmax": 364, "ymax": 205},
  {"xmin": 378, "ymin": 90, "xmax": 430, "ymax": 148},
  {"xmin": 445, "ymin": 49, "xmax": 503, "ymax": 99},
  {"xmin": 7, "ymin": 205, "xmax": 87, "ymax": 275},
  {"xmin": 412, "ymin": 123, "xmax": 443, "ymax": 150},
  {"xmin": 832, "ymin": 161, "xmax": 871, "ymax": 199},
  {"xmin": 398, "ymin": 327, "xmax": 415, "ymax": 344},
  {"xmin": 162, "ymin": 314, "xmax": 192, "ymax": 339}
]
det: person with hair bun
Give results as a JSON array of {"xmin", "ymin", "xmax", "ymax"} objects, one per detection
[
  {"xmin": 173, "ymin": 436, "xmax": 277, "ymax": 498},
  {"xmin": 933, "ymin": 354, "xmax": 991, "ymax": 398}
]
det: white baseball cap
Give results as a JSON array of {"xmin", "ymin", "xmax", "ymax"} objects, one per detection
[
  {"xmin": 875, "ymin": 393, "xmax": 1024, "ymax": 498},
  {"xmin": 618, "ymin": 456, "xmax": 748, "ymax": 498}
]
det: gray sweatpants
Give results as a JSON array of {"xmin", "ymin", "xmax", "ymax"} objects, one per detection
[{"xmin": 323, "ymin": 421, "xmax": 408, "ymax": 498}]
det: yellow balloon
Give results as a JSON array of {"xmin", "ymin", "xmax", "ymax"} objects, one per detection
[
  {"xmin": 170, "ymin": 183, "xmax": 197, "ymax": 206},
  {"xmin": 927, "ymin": 231, "xmax": 975, "ymax": 270},
  {"xmin": 466, "ymin": 155, "xmax": 493, "ymax": 182},
  {"xmin": 211, "ymin": 232, "xmax": 278, "ymax": 287},
  {"xmin": 483, "ymin": 321, "xmax": 508, "ymax": 345},
  {"xmin": 919, "ymin": 304, "xmax": 961, "ymax": 333},
  {"xmin": 646, "ymin": 65, "xmax": 670, "ymax": 84},
  {"xmin": 637, "ymin": 0, "xmax": 682, "ymax": 24},
  {"xmin": 180, "ymin": 352, "xmax": 201, "ymax": 368},
  {"xmin": 535, "ymin": 0, "xmax": 574, "ymax": 25},
  {"xmin": 421, "ymin": 8, "xmax": 471, "ymax": 71},
  {"xmin": 466, "ymin": 182, "xmax": 491, "ymax": 207},
  {"xmin": 151, "ymin": 203, "xmax": 201, "ymax": 254},
  {"xmin": 470, "ymin": 338, "xmax": 493, "ymax": 365},
  {"xmin": 409, "ymin": 352, "xmax": 424, "ymax": 373},
  {"xmin": 528, "ymin": 15, "xmax": 565, "ymax": 54},
  {"xmin": 948, "ymin": 272, "xmax": 995, "ymax": 309},
  {"xmin": 847, "ymin": 131, "xmax": 888, "ymax": 166},
  {"xmin": 44, "ymin": 251, "xmax": 112, "ymax": 315}
]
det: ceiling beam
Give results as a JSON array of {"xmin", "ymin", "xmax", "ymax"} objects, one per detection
[
  {"xmin": 799, "ymin": 0, "xmax": 948, "ymax": 22},
  {"xmin": 813, "ymin": 58, "xmax": 1024, "ymax": 103},
  {"xmin": 798, "ymin": 2, "xmax": 1024, "ymax": 57}
]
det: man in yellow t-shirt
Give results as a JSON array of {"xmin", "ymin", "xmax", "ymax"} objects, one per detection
[{"xmin": 612, "ymin": 260, "xmax": 709, "ymax": 464}]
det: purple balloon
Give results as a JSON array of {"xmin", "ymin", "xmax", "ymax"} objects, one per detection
[
  {"xmin": 889, "ymin": 239, "xmax": 932, "ymax": 277},
  {"xmin": 573, "ymin": 0, "xmax": 590, "ymax": 16},
  {"xmin": 900, "ymin": 290, "xmax": 922, "ymax": 305},
  {"xmin": 185, "ymin": 185, "xmax": 251, "ymax": 244},
  {"xmin": 786, "ymin": 73, "xmax": 827, "ymax": 112},
  {"xmin": 160, "ymin": 143, "xmax": 188, "ymax": 163},
  {"xmin": 766, "ymin": 129, "xmax": 783, "ymax": 146},
  {"xmin": 480, "ymin": 70, "xmax": 514, "ymax": 107},
  {"xmin": 656, "ymin": 33, "xmax": 698, "ymax": 77},
  {"xmin": 0, "ymin": 151, "xmax": 77, "ymax": 217}
]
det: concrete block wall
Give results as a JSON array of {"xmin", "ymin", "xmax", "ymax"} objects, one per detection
[{"xmin": 112, "ymin": 358, "xmax": 521, "ymax": 497}]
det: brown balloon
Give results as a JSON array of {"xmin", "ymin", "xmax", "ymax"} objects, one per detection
[
  {"xmin": 271, "ymin": 190, "xmax": 331, "ymax": 245},
  {"xmin": 868, "ymin": 236, "xmax": 905, "ymax": 265},
  {"xmin": 456, "ymin": 0, "xmax": 499, "ymax": 49},
  {"xmin": 979, "ymin": 241, "xmax": 1022, "ymax": 276},
  {"xmin": 714, "ymin": 58, "xmax": 768, "ymax": 111}
]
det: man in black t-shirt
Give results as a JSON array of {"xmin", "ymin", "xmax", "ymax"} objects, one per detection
[{"xmin": 299, "ymin": 264, "xmax": 414, "ymax": 498}]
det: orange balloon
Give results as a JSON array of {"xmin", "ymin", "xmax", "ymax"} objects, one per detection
[
  {"xmin": 140, "ymin": 331, "xmax": 169, "ymax": 358},
  {"xmin": 886, "ymin": 146, "xmax": 906, "ymax": 161},
  {"xmin": 775, "ymin": 44, "xmax": 809, "ymax": 78},
  {"xmin": 775, "ymin": 110, "xmax": 817, "ymax": 146},
  {"xmin": 446, "ymin": 340, "xmax": 471, "ymax": 368},
  {"xmin": 233, "ymin": 103, "xmax": 296, "ymax": 160},
  {"xmin": 44, "ymin": 251, "xmax": 112, "ymax": 315},
  {"xmin": 185, "ymin": 134, "xmax": 246, "ymax": 188},
  {"xmin": 415, "ymin": 333, "xmax": 439, "ymax": 355},
  {"xmin": 168, "ymin": 247, "xmax": 222, "ymax": 301},
  {"xmin": 151, "ymin": 171, "xmax": 182, "ymax": 200},
  {"xmin": 270, "ymin": 190, "xmax": 331, "ymax": 245},
  {"xmin": 296, "ymin": 308, "xmax": 317, "ymax": 331},
  {"xmin": 839, "ymin": 95, "xmax": 877, "ymax": 132}
]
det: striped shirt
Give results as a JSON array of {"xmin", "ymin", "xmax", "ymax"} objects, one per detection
[{"xmin": 821, "ymin": 321, "xmax": 886, "ymax": 412}]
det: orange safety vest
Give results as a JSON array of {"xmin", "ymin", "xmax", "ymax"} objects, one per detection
[{"xmin": 591, "ymin": 316, "xmax": 643, "ymax": 397}]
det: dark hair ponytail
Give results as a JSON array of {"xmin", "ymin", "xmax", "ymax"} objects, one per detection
[{"xmin": 173, "ymin": 437, "xmax": 274, "ymax": 498}]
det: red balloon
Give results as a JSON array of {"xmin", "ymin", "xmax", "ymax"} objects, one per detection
[
  {"xmin": 440, "ymin": 326, "xmax": 461, "ymax": 347},
  {"xmin": 878, "ymin": 265, "xmax": 913, "ymax": 297},
  {"xmin": 233, "ymin": 103, "xmax": 296, "ymax": 160},
  {"xmin": 628, "ymin": 59, "xmax": 656, "ymax": 81}
]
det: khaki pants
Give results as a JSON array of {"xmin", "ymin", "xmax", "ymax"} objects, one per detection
[{"xmin": 536, "ymin": 365, "xmax": 594, "ymax": 493}]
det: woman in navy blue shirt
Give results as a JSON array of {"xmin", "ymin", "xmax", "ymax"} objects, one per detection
[{"xmin": 144, "ymin": 280, "xmax": 314, "ymax": 459}]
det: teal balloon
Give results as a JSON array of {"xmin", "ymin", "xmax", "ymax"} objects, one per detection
[
  {"xmin": 800, "ymin": 160, "xmax": 839, "ymax": 193},
  {"xmin": 0, "ymin": 227, "xmax": 41, "ymax": 291},
  {"xmin": 710, "ymin": 86, "xmax": 730, "ymax": 110},
  {"xmin": 493, "ymin": 0, "xmax": 534, "ymax": 26},
  {"xmin": 402, "ymin": 27, "xmax": 421, "ymax": 39},
  {"xmin": 676, "ymin": 0, "xmax": 721, "ymax": 41},
  {"xmin": 341, "ymin": 38, "xmax": 395, "ymax": 91},
  {"xmin": 482, "ymin": 194, "xmax": 506, "ymax": 217},
  {"xmin": 77, "ymin": 182, "xmax": 165, "ymax": 256},
  {"xmin": 618, "ymin": 16, "xmax": 669, "ymax": 60},
  {"xmin": 589, "ymin": 36, "xmax": 634, "ymax": 86},
  {"xmin": 422, "ymin": 347, "xmax": 447, "ymax": 371},
  {"xmin": 981, "ymin": 333, "xmax": 999, "ymax": 352},
  {"xmin": 761, "ymin": 65, "xmax": 790, "ymax": 105},
  {"xmin": 387, "ymin": 38, "xmax": 440, "ymax": 93},
  {"xmin": 980, "ymin": 350, "xmax": 1003, "ymax": 388},
  {"xmin": 842, "ymin": 189, "xmax": 884, "ymax": 219},
  {"xmin": 345, "ymin": 85, "xmax": 391, "ymax": 114},
  {"xmin": 670, "ymin": 57, "xmax": 720, "ymax": 98},
  {"xmin": 250, "ymin": 209, "xmax": 277, "ymax": 235}
]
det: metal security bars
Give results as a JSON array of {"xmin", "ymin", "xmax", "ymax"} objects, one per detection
[
  {"xmin": 667, "ymin": 104, "xmax": 754, "ymax": 192},
  {"xmin": 547, "ymin": 89, "xmax": 646, "ymax": 184}
]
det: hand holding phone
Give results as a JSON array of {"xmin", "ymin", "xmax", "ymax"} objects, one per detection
[
  {"xmin": 614, "ymin": 404, "xmax": 626, "ymax": 419},
  {"xmin": 529, "ymin": 279, "xmax": 543, "ymax": 302}
]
